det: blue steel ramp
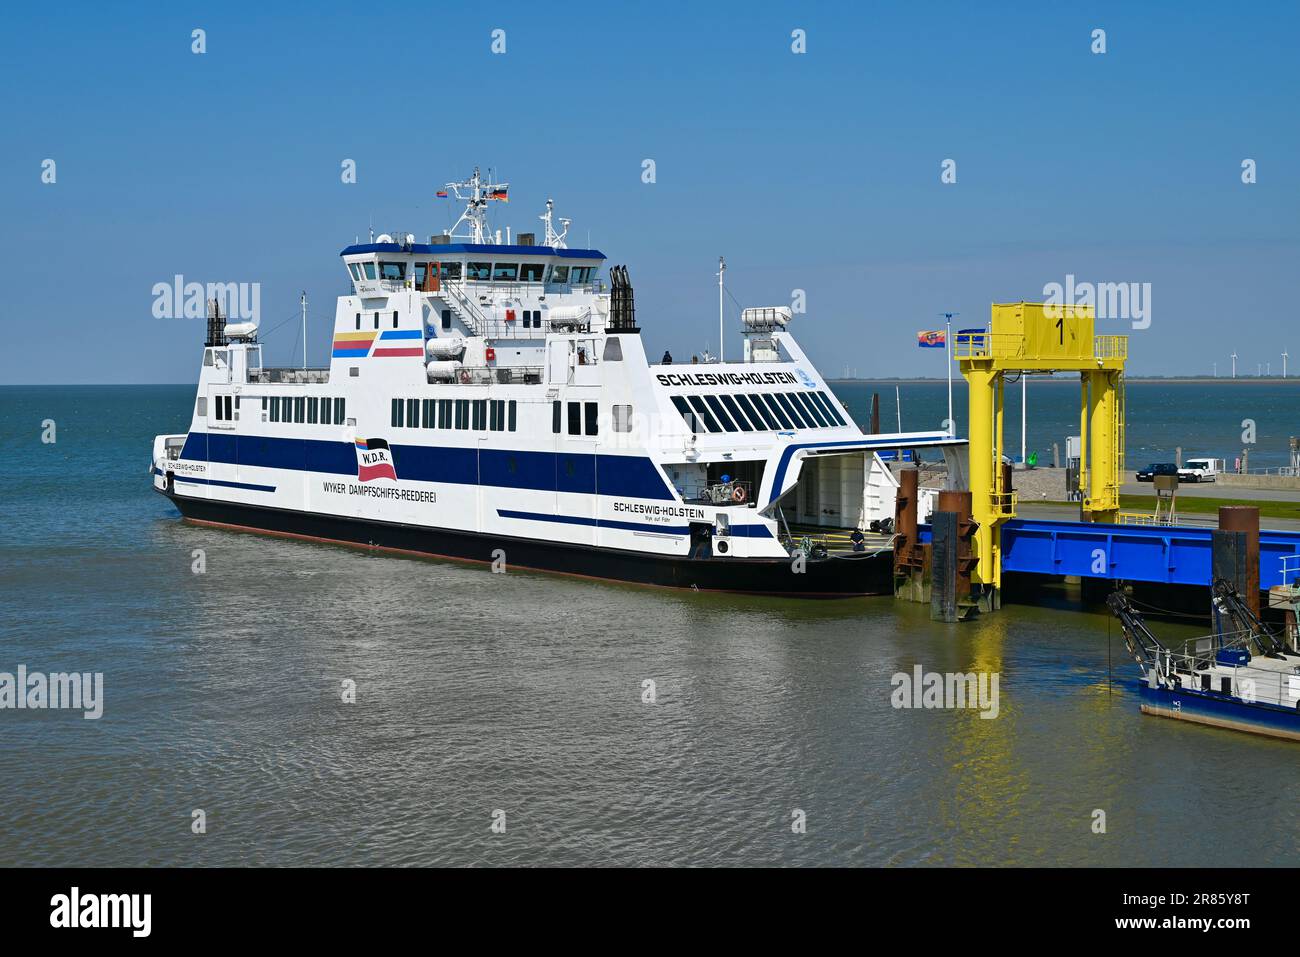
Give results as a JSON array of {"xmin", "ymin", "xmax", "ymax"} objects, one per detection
[{"xmin": 999, "ymin": 518, "xmax": 1300, "ymax": 588}]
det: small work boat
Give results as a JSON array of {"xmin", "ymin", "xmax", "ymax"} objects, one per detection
[{"xmin": 1107, "ymin": 581, "xmax": 1300, "ymax": 742}]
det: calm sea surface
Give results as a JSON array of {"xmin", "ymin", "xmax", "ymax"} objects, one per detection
[{"xmin": 0, "ymin": 384, "xmax": 1296, "ymax": 867}]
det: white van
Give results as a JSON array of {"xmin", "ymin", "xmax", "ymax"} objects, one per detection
[{"xmin": 1179, "ymin": 457, "xmax": 1225, "ymax": 483}]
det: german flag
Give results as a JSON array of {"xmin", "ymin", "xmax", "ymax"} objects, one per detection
[{"xmin": 489, "ymin": 187, "xmax": 509, "ymax": 203}]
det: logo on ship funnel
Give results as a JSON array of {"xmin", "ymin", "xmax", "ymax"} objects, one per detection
[
  {"xmin": 796, "ymin": 368, "xmax": 817, "ymax": 389},
  {"xmin": 355, "ymin": 438, "xmax": 397, "ymax": 482}
]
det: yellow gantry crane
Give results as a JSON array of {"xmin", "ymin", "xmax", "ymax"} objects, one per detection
[{"xmin": 956, "ymin": 303, "xmax": 1127, "ymax": 606}]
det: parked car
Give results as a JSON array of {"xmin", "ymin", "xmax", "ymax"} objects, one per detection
[
  {"xmin": 1178, "ymin": 457, "xmax": 1225, "ymax": 483},
  {"xmin": 1136, "ymin": 463, "xmax": 1179, "ymax": 482}
]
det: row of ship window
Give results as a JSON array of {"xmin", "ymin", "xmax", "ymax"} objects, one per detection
[
  {"xmin": 267, "ymin": 396, "xmax": 347, "ymax": 425},
  {"xmin": 348, "ymin": 261, "xmax": 598, "ymax": 285},
  {"xmin": 392, "ymin": 397, "xmax": 519, "ymax": 432},
  {"xmin": 670, "ymin": 390, "xmax": 847, "ymax": 434}
]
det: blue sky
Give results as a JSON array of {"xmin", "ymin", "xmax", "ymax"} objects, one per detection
[{"xmin": 2, "ymin": 1, "xmax": 1297, "ymax": 383}]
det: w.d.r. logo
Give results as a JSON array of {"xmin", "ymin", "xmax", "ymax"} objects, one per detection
[{"xmin": 355, "ymin": 438, "xmax": 397, "ymax": 482}]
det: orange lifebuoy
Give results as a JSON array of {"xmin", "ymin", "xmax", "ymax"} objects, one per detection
[{"xmin": 731, "ymin": 485, "xmax": 747, "ymax": 504}]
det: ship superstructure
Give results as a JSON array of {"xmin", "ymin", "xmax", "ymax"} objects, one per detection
[{"xmin": 152, "ymin": 169, "xmax": 966, "ymax": 595}]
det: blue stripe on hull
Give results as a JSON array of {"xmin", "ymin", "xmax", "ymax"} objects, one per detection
[
  {"xmin": 178, "ymin": 432, "xmax": 675, "ymax": 500},
  {"xmin": 174, "ymin": 476, "xmax": 277, "ymax": 493},
  {"xmin": 1137, "ymin": 681, "xmax": 1300, "ymax": 742}
]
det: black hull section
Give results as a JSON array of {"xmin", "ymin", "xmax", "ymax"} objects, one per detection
[{"xmin": 163, "ymin": 492, "xmax": 891, "ymax": 597}]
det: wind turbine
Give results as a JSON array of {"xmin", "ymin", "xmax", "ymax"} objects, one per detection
[
  {"xmin": 1231, "ymin": 352, "xmax": 1238, "ymax": 379},
  {"xmin": 1283, "ymin": 349, "xmax": 1289, "ymax": 379}
]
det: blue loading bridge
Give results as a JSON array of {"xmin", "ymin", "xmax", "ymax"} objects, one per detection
[{"xmin": 997, "ymin": 519, "xmax": 1300, "ymax": 589}]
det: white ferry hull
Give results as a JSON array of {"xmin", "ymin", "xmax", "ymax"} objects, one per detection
[{"xmin": 160, "ymin": 487, "xmax": 893, "ymax": 597}]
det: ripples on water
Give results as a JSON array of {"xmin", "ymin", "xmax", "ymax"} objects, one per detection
[{"xmin": 1, "ymin": 386, "xmax": 1296, "ymax": 866}]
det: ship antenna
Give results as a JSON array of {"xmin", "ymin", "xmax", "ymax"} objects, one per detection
[
  {"xmin": 540, "ymin": 198, "xmax": 570, "ymax": 249},
  {"xmin": 445, "ymin": 166, "xmax": 509, "ymax": 244},
  {"xmin": 717, "ymin": 256, "xmax": 726, "ymax": 363}
]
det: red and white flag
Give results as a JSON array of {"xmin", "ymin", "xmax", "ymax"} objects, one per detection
[{"xmin": 355, "ymin": 438, "xmax": 397, "ymax": 482}]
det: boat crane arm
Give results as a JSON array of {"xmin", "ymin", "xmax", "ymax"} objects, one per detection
[
  {"xmin": 1105, "ymin": 590, "xmax": 1167, "ymax": 671},
  {"xmin": 1210, "ymin": 579, "xmax": 1293, "ymax": 658}
]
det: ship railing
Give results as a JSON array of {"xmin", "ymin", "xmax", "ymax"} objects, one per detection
[
  {"xmin": 1154, "ymin": 642, "xmax": 1300, "ymax": 708},
  {"xmin": 1281, "ymin": 554, "xmax": 1300, "ymax": 587},
  {"xmin": 249, "ymin": 367, "xmax": 332, "ymax": 384},
  {"xmin": 1093, "ymin": 335, "xmax": 1128, "ymax": 360},
  {"xmin": 1118, "ymin": 510, "xmax": 1177, "ymax": 527},
  {"xmin": 952, "ymin": 332, "xmax": 1129, "ymax": 362},
  {"xmin": 430, "ymin": 365, "xmax": 545, "ymax": 385},
  {"xmin": 988, "ymin": 491, "xmax": 1017, "ymax": 518}
]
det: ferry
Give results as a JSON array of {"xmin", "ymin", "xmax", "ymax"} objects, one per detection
[
  {"xmin": 1108, "ymin": 581, "xmax": 1300, "ymax": 741},
  {"xmin": 151, "ymin": 168, "xmax": 966, "ymax": 596}
]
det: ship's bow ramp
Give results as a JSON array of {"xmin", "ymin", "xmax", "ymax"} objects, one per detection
[{"xmin": 758, "ymin": 433, "xmax": 969, "ymax": 529}]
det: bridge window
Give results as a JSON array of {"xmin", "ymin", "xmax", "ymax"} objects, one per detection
[
  {"xmin": 670, "ymin": 396, "xmax": 701, "ymax": 432},
  {"xmin": 407, "ymin": 398, "xmax": 419, "ymax": 427},
  {"xmin": 760, "ymin": 394, "xmax": 793, "ymax": 430},
  {"xmin": 362, "ymin": 262, "xmax": 377, "ymax": 280},
  {"xmin": 775, "ymin": 393, "xmax": 808, "ymax": 428},
  {"xmin": 335, "ymin": 398, "xmax": 345, "ymax": 423},
  {"xmin": 472, "ymin": 400, "xmax": 486, "ymax": 430},
  {"xmin": 307, "ymin": 397, "xmax": 318, "ymax": 424},
  {"xmin": 686, "ymin": 395, "xmax": 720, "ymax": 433},
  {"xmin": 735, "ymin": 393, "xmax": 774, "ymax": 430},
  {"xmin": 492, "ymin": 263, "xmax": 518, "ymax": 281},
  {"xmin": 796, "ymin": 391, "xmax": 829, "ymax": 427},
  {"xmin": 467, "ymin": 262, "xmax": 490, "ymax": 281},
  {"xmin": 813, "ymin": 391, "xmax": 847, "ymax": 427},
  {"xmin": 320, "ymin": 397, "xmax": 332, "ymax": 425},
  {"xmin": 719, "ymin": 394, "xmax": 754, "ymax": 431},
  {"xmin": 294, "ymin": 397, "xmax": 305, "ymax": 423},
  {"xmin": 489, "ymin": 400, "xmax": 504, "ymax": 431},
  {"xmin": 585, "ymin": 401, "xmax": 598, "ymax": 436},
  {"xmin": 567, "ymin": 401, "xmax": 581, "ymax": 435},
  {"xmin": 520, "ymin": 263, "xmax": 544, "ymax": 282},
  {"xmin": 379, "ymin": 262, "xmax": 405, "ymax": 281},
  {"xmin": 391, "ymin": 398, "xmax": 403, "ymax": 428},
  {"xmin": 703, "ymin": 395, "xmax": 737, "ymax": 432},
  {"xmin": 438, "ymin": 399, "xmax": 452, "ymax": 428},
  {"xmin": 269, "ymin": 397, "xmax": 280, "ymax": 422},
  {"xmin": 549, "ymin": 265, "xmax": 569, "ymax": 284},
  {"xmin": 508, "ymin": 400, "xmax": 517, "ymax": 432},
  {"xmin": 347, "ymin": 263, "xmax": 361, "ymax": 281},
  {"xmin": 438, "ymin": 262, "xmax": 462, "ymax": 280},
  {"xmin": 454, "ymin": 399, "xmax": 469, "ymax": 430},
  {"xmin": 422, "ymin": 399, "xmax": 435, "ymax": 428}
]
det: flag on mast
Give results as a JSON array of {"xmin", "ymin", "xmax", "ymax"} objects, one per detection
[{"xmin": 917, "ymin": 330, "xmax": 946, "ymax": 348}]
